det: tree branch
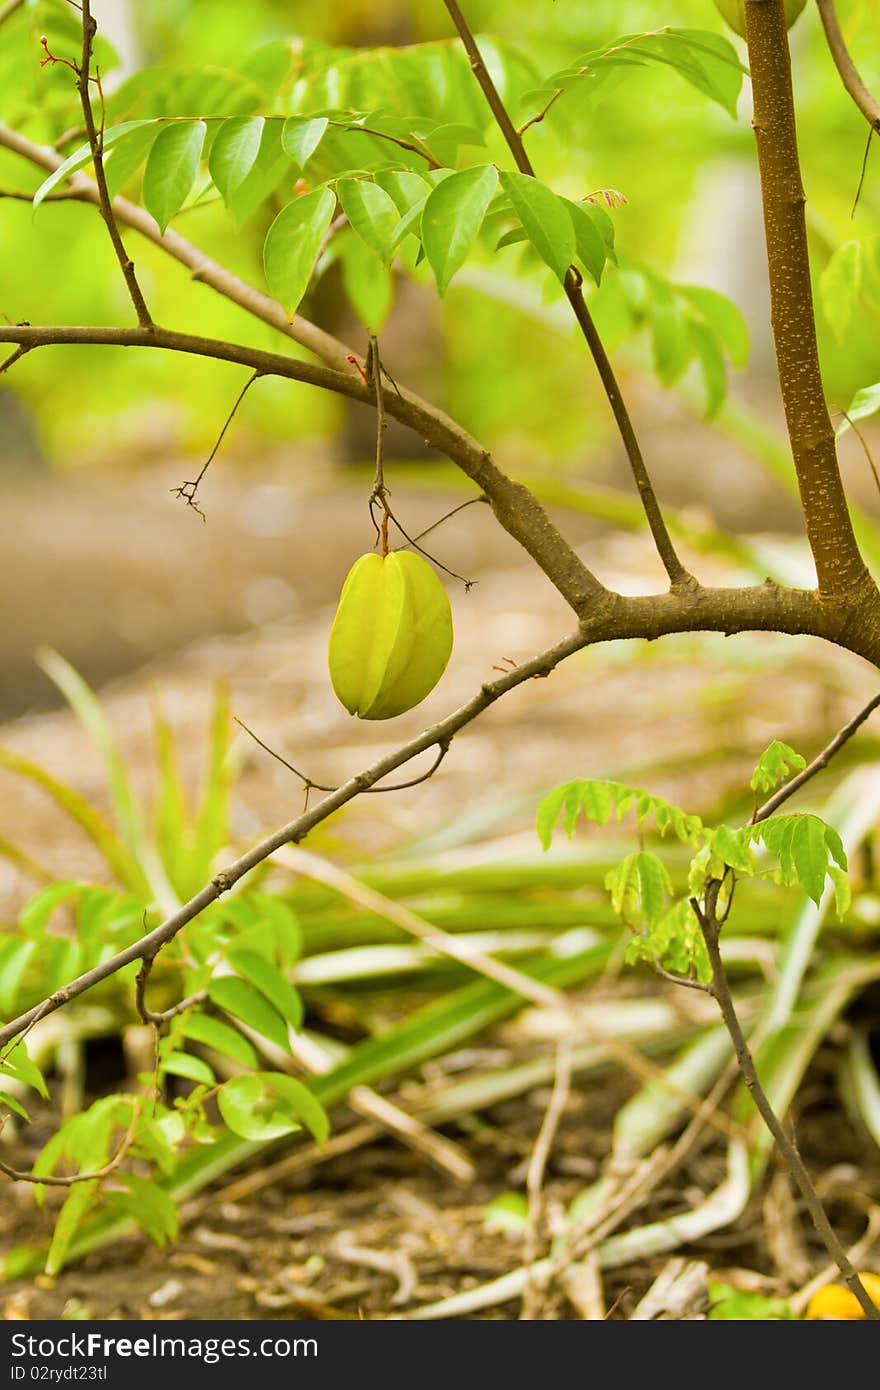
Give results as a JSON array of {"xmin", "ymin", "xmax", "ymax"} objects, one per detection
[
  {"xmin": 0, "ymin": 124, "xmax": 603, "ymax": 617},
  {"xmin": 745, "ymin": 0, "xmax": 867, "ymax": 597},
  {"xmin": 0, "ymin": 320, "xmax": 603, "ymax": 615},
  {"xmin": 815, "ymin": 0, "xmax": 880, "ymax": 132},
  {"xmin": 754, "ymin": 690, "xmax": 880, "ymax": 822},
  {"xmin": 0, "ymin": 629, "xmax": 589, "ymax": 1051},
  {"xmin": 694, "ymin": 891, "xmax": 880, "ymax": 1318},
  {"xmin": 440, "ymin": 0, "xmax": 693, "ymax": 591},
  {"xmin": 77, "ymin": 1, "xmax": 153, "ymax": 328}
]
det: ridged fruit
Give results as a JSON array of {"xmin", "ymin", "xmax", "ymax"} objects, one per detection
[
  {"xmin": 713, "ymin": 0, "xmax": 806, "ymax": 38},
  {"xmin": 328, "ymin": 551, "xmax": 453, "ymax": 719}
]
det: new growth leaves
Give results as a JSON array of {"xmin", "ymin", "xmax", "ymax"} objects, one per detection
[{"xmin": 537, "ymin": 740, "xmax": 853, "ymax": 984}]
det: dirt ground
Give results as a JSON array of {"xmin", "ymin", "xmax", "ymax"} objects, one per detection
[{"xmin": 2, "ymin": 462, "xmax": 880, "ymax": 1319}]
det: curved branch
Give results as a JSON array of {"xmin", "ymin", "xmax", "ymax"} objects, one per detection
[
  {"xmin": 0, "ymin": 124, "xmax": 603, "ymax": 616},
  {"xmin": 0, "ymin": 319, "xmax": 603, "ymax": 612},
  {"xmin": 815, "ymin": 0, "xmax": 880, "ymax": 132},
  {"xmin": 441, "ymin": 0, "xmax": 693, "ymax": 591}
]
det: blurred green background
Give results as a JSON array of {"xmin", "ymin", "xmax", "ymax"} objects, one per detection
[{"xmin": 0, "ymin": 0, "xmax": 877, "ymax": 469}]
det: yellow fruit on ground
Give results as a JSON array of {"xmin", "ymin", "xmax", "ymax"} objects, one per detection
[
  {"xmin": 328, "ymin": 550, "xmax": 453, "ymax": 720},
  {"xmin": 806, "ymin": 1272, "xmax": 880, "ymax": 1319},
  {"xmin": 714, "ymin": 0, "xmax": 807, "ymax": 38}
]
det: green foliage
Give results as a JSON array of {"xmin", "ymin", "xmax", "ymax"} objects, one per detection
[
  {"xmin": 708, "ymin": 1281, "xmax": 793, "ymax": 1320},
  {"xmin": 538, "ymin": 739, "xmax": 852, "ymax": 981},
  {"xmin": 750, "ymin": 739, "xmax": 807, "ymax": 795}
]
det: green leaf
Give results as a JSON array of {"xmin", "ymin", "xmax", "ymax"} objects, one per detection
[
  {"xmin": 750, "ymin": 740, "xmax": 807, "ymax": 795},
  {"xmin": 0, "ymin": 749, "xmax": 143, "ymax": 894},
  {"xmin": 32, "ymin": 121, "xmax": 156, "ymax": 209},
  {"xmin": 499, "ymin": 172, "xmax": 575, "ymax": 284},
  {"xmin": 161, "ymin": 1052, "xmax": 216, "ymax": 1086},
  {"xmin": 209, "ymin": 116, "xmax": 265, "ymax": 203},
  {"xmin": 650, "ymin": 287, "xmax": 692, "ymax": 387},
  {"xmin": 182, "ymin": 1014, "xmax": 259, "ymax": 1069},
  {"xmin": 104, "ymin": 122, "xmax": 163, "ymax": 199},
  {"xmin": 339, "ymin": 230, "xmax": 394, "ymax": 332},
  {"xmin": 678, "ymin": 284, "xmax": 749, "ymax": 368},
  {"xmin": 142, "ymin": 120, "xmax": 207, "ymax": 232},
  {"xmin": 521, "ymin": 29, "xmax": 745, "ymax": 125},
  {"xmin": 281, "ymin": 115, "xmax": 329, "ymax": 168},
  {"xmin": 688, "ymin": 319, "xmax": 728, "ymax": 418},
  {"xmin": 37, "ymin": 651, "xmax": 148, "ymax": 885},
  {"xmin": 421, "ymin": 164, "xmax": 498, "ymax": 294},
  {"xmin": 217, "ymin": 1072, "xmax": 323, "ymax": 1141},
  {"xmin": 45, "ymin": 1182, "xmax": 100, "ymax": 1278},
  {"xmin": 337, "ymin": 178, "xmax": 399, "ymax": 263},
  {"xmin": 709, "ymin": 1282, "xmax": 792, "ymax": 1320},
  {"xmin": 837, "ymin": 382, "xmax": 880, "ymax": 439},
  {"xmin": 1, "ymin": 1041, "xmax": 49, "ymax": 1099},
  {"xmin": 0, "ymin": 1091, "xmax": 30, "ymax": 1122},
  {"xmin": 207, "ymin": 976, "xmax": 291, "ymax": 1053},
  {"xmin": 636, "ymin": 852, "xmax": 672, "ymax": 928},
  {"xmin": 565, "ymin": 199, "xmax": 607, "ymax": 286},
  {"xmin": 828, "ymin": 864, "xmax": 852, "ymax": 919},
  {"xmin": 374, "ymin": 168, "xmax": 430, "ymax": 214},
  {"xmin": 0, "ymin": 937, "xmax": 35, "ymax": 1013},
  {"xmin": 820, "ymin": 238, "xmax": 880, "ymax": 344},
  {"xmin": 538, "ymin": 780, "xmax": 702, "ymax": 849},
  {"xmin": 226, "ymin": 119, "xmax": 291, "ymax": 224},
  {"xmin": 263, "ymin": 187, "xmax": 337, "ymax": 317},
  {"xmin": 226, "ymin": 949, "xmax": 303, "ymax": 1031},
  {"xmin": 109, "ymin": 1174, "xmax": 178, "ymax": 1247},
  {"xmin": 712, "ymin": 825, "xmax": 753, "ymax": 874}
]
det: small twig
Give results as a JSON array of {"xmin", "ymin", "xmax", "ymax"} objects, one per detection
[
  {"xmin": 135, "ymin": 947, "xmax": 207, "ymax": 1028},
  {"xmin": 76, "ymin": 0, "xmax": 152, "ymax": 327},
  {"xmin": 367, "ymin": 336, "xmax": 391, "ymax": 556},
  {"xmin": 693, "ymin": 890, "xmax": 880, "ymax": 1320},
  {"xmin": 838, "ymin": 408, "xmax": 880, "ymax": 500},
  {"xmin": 0, "ymin": 1097, "xmax": 141, "ymax": 1187},
  {"xmin": 172, "ymin": 370, "xmax": 261, "ymax": 518},
  {"xmin": 0, "ymin": 344, "xmax": 30, "ymax": 374},
  {"xmin": 387, "ymin": 508, "xmax": 475, "ymax": 589},
  {"xmin": 815, "ymin": 0, "xmax": 880, "ymax": 133},
  {"xmin": 234, "ymin": 717, "xmax": 451, "ymax": 794},
  {"xmin": 753, "ymin": 691, "xmax": 880, "ymax": 823},
  {"xmin": 0, "ymin": 186, "xmax": 83, "ymax": 202},
  {"xmin": 402, "ymin": 496, "xmax": 490, "ymax": 548},
  {"xmin": 440, "ymin": 0, "xmax": 693, "ymax": 592},
  {"xmin": 328, "ymin": 120, "xmax": 443, "ymax": 171},
  {"xmin": 521, "ymin": 1036, "xmax": 573, "ymax": 1319},
  {"xmin": 851, "ymin": 127, "xmax": 875, "ymax": 219}
]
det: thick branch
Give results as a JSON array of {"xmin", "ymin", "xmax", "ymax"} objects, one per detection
[
  {"xmin": 815, "ymin": 0, "xmax": 880, "ymax": 131},
  {"xmin": 0, "ymin": 320, "xmax": 602, "ymax": 613},
  {"xmin": 746, "ymin": 0, "xmax": 867, "ymax": 596},
  {"xmin": 441, "ymin": 0, "xmax": 692, "ymax": 590},
  {"xmin": 0, "ymin": 125, "xmax": 601, "ymax": 616},
  {"xmin": 77, "ymin": 2, "xmax": 152, "ymax": 328}
]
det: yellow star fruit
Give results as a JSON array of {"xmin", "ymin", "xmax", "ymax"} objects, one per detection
[{"xmin": 328, "ymin": 551, "xmax": 453, "ymax": 720}]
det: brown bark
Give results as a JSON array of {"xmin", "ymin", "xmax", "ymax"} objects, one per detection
[{"xmin": 746, "ymin": 0, "xmax": 868, "ymax": 597}]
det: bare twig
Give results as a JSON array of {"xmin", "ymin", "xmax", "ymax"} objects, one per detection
[
  {"xmin": 77, "ymin": 2, "xmax": 152, "ymax": 327},
  {"xmin": 234, "ymin": 717, "xmax": 450, "ymax": 795},
  {"xmin": 0, "ymin": 1097, "xmax": 141, "ymax": 1188},
  {"xmin": 440, "ymin": 0, "xmax": 693, "ymax": 591},
  {"xmin": 329, "ymin": 119, "xmax": 443, "ymax": 171},
  {"xmin": 521, "ymin": 1036, "xmax": 573, "ymax": 1319},
  {"xmin": 693, "ymin": 888, "xmax": 879, "ymax": 1319},
  {"xmin": 838, "ymin": 408, "xmax": 880, "ymax": 500},
  {"xmin": 172, "ymin": 370, "xmax": 261, "ymax": 518},
  {"xmin": 815, "ymin": 0, "xmax": 880, "ymax": 132}
]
